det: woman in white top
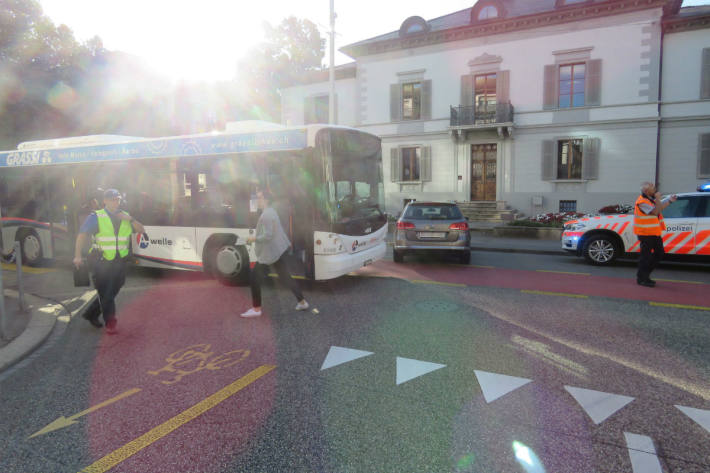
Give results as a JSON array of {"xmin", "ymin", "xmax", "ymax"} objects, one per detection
[{"xmin": 240, "ymin": 189, "xmax": 309, "ymax": 318}]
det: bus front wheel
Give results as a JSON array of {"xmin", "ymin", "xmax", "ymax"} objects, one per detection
[
  {"xmin": 17, "ymin": 229, "xmax": 43, "ymax": 267},
  {"xmin": 211, "ymin": 244, "xmax": 249, "ymax": 286}
]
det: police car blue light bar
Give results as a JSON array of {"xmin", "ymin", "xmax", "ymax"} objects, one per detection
[{"xmin": 698, "ymin": 182, "xmax": 710, "ymax": 192}]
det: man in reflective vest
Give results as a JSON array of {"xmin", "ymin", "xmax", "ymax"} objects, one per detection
[
  {"xmin": 73, "ymin": 189, "xmax": 146, "ymax": 333},
  {"xmin": 633, "ymin": 181, "xmax": 676, "ymax": 287}
]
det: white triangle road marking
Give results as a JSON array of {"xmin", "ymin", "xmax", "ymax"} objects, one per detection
[
  {"xmin": 624, "ymin": 432, "xmax": 663, "ymax": 473},
  {"xmin": 320, "ymin": 346, "xmax": 373, "ymax": 371},
  {"xmin": 396, "ymin": 357, "xmax": 446, "ymax": 385},
  {"xmin": 474, "ymin": 370, "xmax": 532, "ymax": 403},
  {"xmin": 564, "ymin": 386, "xmax": 635, "ymax": 425},
  {"xmin": 675, "ymin": 405, "xmax": 710, "ymax": 434}
]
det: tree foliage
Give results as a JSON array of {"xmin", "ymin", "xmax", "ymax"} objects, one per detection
[
  {"xmin": 237, "ymin": 16, "xmax": 325, "ymax": 121},
  {"xmin": 0, "ymin": 3, "xmax": 325, "ymax": 148}
]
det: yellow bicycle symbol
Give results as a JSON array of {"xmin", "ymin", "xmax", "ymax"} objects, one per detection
[{"xmin": 147, "ymin": 344, "xmax": 250, "ymax": 385}]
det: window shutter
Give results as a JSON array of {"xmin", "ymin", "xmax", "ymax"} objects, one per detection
[
  {"xmin": 420, "ymin": 146, "xmax": 432, "ymax": 182},
  {"xmin": 582, "ymin": 137, "xmax": 600, "ymax": 180},
  {"xmin": 421, "ymin": 80, "xmax": 432, "ymax": 120},
  {"xmin": 701, "ymin": 48, "xmax": 710, "ymax": 99},
  {"xmin": 304, "ymin": 97, "xmax": 315, "ymax": 124},
  {"xmin": 461, "ymin": 74, "xmax": 474, "ymax": 107},
  {"xmin": 496, "ymin": 70, "xmax": 510, "ymax": 104},
  {"xmin": 586, "ymin": 59, "xmax": 602, "ymax": 106},
  {"xmin": 543, "ymin": 65, "xmax": 557, "ymax": 110},
  {"xmin": 390, "ymin": 147, "xmax": 401, "ymax": 182},
  {"xmin": 699, "ymin": 133, "xmax": 710, "ymax": 178},
  {"xmin": 390, "ymin": 84, "xmax": 402, "ymax": 121},
  {"xmin": 542, "ymin": 140, "xmax": 556, "ymax": 180}
]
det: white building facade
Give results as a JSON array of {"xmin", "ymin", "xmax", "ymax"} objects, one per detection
[{"xmin": 281, "ymin": 0, "xmax": 710, "ymax": 217}]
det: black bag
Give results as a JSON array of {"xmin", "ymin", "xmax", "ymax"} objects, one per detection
[{"xmin": 73, "ymin": 263, "xmax": 90, "ymax": 287}]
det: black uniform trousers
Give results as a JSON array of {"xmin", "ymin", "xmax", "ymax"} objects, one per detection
[
  {"xmin": 85, "ymin": 257, "xmax": 127, "ymax": 323},
  {"xmin": 250, "ymin": 252, "xmax": 303, "ymax": 308},
  {"xmin": 636, "ymin": 235, "xmax": 664, "ymax": 282}
]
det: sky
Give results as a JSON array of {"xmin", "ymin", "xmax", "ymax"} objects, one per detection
[{"xmin": 39, "ymin": 0, "xmax": 710, "ymax": 83}]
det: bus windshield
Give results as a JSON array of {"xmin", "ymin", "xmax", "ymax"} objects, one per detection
[{"xmin": 317, "ymin": 129, "xmax": 385, "ymax": 230}]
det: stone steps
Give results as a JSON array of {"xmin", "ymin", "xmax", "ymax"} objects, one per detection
[{"xmin": 457, "ymin": 201, "xmax": 515, "ymax": 223}]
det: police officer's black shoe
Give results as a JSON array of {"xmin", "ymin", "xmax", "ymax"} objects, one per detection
[
  {"xmin": 637, "ymin": 279, "xmax": 655, "ymax": 287},
  {"xmin": 82, "ymin": 310, "xmax": 103, "ymax": 328}
]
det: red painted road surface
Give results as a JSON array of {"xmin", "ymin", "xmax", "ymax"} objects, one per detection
[{"xmin": 360, "ymin": 260, "xmax": 709, "ymax": 307}]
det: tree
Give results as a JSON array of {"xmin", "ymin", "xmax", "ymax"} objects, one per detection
[{"xmin": 237, "ymin": 17, "xmax": 325, "ymax": 122}]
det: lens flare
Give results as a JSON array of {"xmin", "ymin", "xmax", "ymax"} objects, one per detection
[
  {"xmin": 47, "ymin": 81, "xmax": 77, "ymax": 111},
  {"xmin": 513, "ymin": 441, "xmax": 546, "ymax": 473},
  {"xmin": 456, "ymin": 453, "xmax": 475, "ymax": 470}
]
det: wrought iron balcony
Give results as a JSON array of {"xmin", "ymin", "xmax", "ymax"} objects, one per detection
[{"xmin": 449, "ymin": 102, "xmax": 514, "ymax": 128}]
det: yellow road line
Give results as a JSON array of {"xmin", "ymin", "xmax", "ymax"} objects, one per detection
[
  {"xmin": 79, "ymin": 365, "xmax": 276, "ymax": 473},
  {"xmin": 649, "ymin": 302, "xmax": 710, "ymax": 311},
  {"xmin": 521, "ymin": 290, "xmax": 588, "ymax": 299},
  {"xmin": 536, "ymin": 270, "xmax": 590, "ymax": 276},
  {"xmin": 653, "ymin": 278, "xmax": 705, "ymax": 285},
  {"xmin": 410, "ymin": 279, "xmax": 466, "ymax": 287},
  {"xmin": 469, "ymin": 265, "xmax": 494, "ymax": 269},
  {"xmin": 1, "ymin": 263, "xmax": 55, "ymax": 274}
]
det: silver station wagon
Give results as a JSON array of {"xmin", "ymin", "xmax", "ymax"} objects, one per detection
[{"xmin": 393, "ymin": 202, "xmax": 471, "ymax": 264}]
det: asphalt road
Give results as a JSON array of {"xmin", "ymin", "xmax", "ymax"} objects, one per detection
[{"xmin": 1, "ymin": 250, "xmax": 709, "ymax": 473}]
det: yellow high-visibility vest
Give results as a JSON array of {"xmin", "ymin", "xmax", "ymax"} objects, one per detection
[{"xmin": 95, "ymin": 209, "xmax": 132, "ymax": 260}]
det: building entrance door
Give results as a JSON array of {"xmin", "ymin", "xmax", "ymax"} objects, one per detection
[{"xmin": 471, "ymin": 144, "xmax": 497, "ymax": 201}]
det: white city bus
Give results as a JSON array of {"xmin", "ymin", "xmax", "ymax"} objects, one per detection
[{"xmin": 0, "ymin": 122, "xmax": 387, "ymax": 282}]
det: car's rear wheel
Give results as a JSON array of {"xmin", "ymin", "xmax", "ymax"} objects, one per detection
[
  {"xmin": 393, "ymin": 249, "xmax": 404, "ymax": 263},
  {"xmin": 583, "ymin": 235, "xmax": 619, "ymax": 265}
]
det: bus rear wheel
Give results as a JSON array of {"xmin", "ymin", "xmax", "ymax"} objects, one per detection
[
  {"xmin": 211, "ymin": 244, "xmax": 249, "ymax": 286},
  {"xmin": 18, "ymin": 229, "xmax": 43, "ymax": 267}
]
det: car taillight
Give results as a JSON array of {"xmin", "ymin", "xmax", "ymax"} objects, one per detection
[
  {"xmin": 449, "ymin": 222, "xmax": 469, "ymax": 231},
  {"xmin": 396, "ymin": 221, "xmax": 415, "ymax": 230}
]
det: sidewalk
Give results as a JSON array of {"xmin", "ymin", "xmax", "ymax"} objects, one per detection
[{"xmin": 0, "ymin": 262, "xmax": 97, "ymax": 373}]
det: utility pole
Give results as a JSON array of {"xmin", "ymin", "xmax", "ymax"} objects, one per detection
[{"xmin": 328, "ymin": 0, "xmax": 336, "ymax": 125}]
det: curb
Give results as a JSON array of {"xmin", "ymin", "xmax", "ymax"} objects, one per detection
[
  {"xmin": 0, "ymin": 289, "xmax": 97, "ymax": 373},
  {"xmin": 470, "ymin": 246, "xmax": 567, "ymax": 256},
  {"xmin": 0, "ymin": 290, "xmax": 59, "ymax": 373}
]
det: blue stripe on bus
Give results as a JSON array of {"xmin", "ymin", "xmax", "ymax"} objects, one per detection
[{"xmin": 0, "ymin": 130, "xmax": 308, "ymax": 167}]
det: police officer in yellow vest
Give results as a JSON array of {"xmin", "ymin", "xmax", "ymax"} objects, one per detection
[
  {"xmin": 633, "ymin": 181, "xmax": 676, "ymax": 287},
  {"xmin": 73, "ymin": 189, "xmax": 146, "ymax": 333}
]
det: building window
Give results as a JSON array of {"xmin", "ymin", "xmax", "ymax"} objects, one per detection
[
  {"xmin": 559, "ymin": 63, "xmax": 586, "ymax": 108},
  {"xmin": 557, "ymin": 139, "xmax": 583, "ymax": 179},
  {"xmin": 401, "ymin": 147, "xmax": 421, "ymax": 181},
  {"xmin": 559, "ymin": 200, "xmax": 577, "ymax": 212},
  {"xmin": 305, "ymin": 95, "xmax": 329, "ymax": 124},
  {"xmin": 474, "ymin": 73, "xmax": 497, "ymax": 123},
  {"xmin": 402, "ymin": 82, "xmax": 421, "ymax": 120},
  {"xmin": 478, "ymin": 6, "xmax": 498, "ymax": 20}
]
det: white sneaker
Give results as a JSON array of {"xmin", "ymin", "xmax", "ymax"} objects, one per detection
[
  {"xmin": 295, "ymin": 300, "xmax": 309, "ymax": 311},
  {"xmin": 240, "ymin": 308, "xmax": 262, "ymax": 318}
]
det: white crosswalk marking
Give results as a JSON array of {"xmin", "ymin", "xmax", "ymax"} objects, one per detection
[
  {"xmin": 474, "ymin": 370, "xmax": 532, "ymax": 403},
  {"xmin": 675, "ymin": 405, "xmax": 710, "ymax": 434},
  {"xmin": 624, "ymin": 432, "xmax": 663, "ymax": 473},
  {"xmin": 396, "ymin": 357, "xmax": 446, "ymax": 385},
  {"xmin": 564, "ymin": 386, "xmax": 634, "ymax": 424},
  {"xmin": 320, "ymin": 346, "xmax": 373, "ymax": 371}
]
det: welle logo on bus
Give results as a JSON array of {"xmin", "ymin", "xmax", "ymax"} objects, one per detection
[{"xmin": 136, "ymin": 233, "xmax": 173, "ymax": 249}]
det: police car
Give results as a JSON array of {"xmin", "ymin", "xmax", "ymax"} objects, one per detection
[{"xmin": 562, "ymin": 183, "xmax": 710, "ymax": 265}]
